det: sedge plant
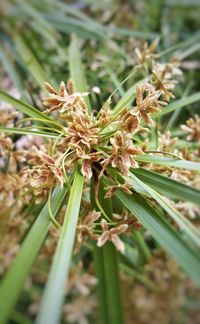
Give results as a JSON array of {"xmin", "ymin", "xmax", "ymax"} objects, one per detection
[{"xmin": 0, "ymin": 31, "xmax": 200, "ymax": 324}]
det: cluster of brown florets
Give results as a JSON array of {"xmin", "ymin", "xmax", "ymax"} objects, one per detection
[
  {"xmin": 1, "ymin": 39, "xmax": 197, "ymax": 261},
  {"xmin": 135, "ymin": 39, "xmax": 182, "ymax": 101},
  {"xmin": 41, "ymin": 80, "xmax": 170, "ymax": 180}
]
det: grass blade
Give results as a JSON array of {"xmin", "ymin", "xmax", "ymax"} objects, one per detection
[
  {"xmin": 69, "ymin": 34, "xmax": 91, "ymax": 112},
  {"xmin": 135, "ymin": 154, "xmax": 200, "ymax": 171},
  {"xmin": 42, "ymin": 13, "xmax": 104, "ymax": 39},
  {"xmin": 36, "ymin": 166, "xmax": 84, "ymax": 324},
  {"xmin": 0, "ymin": 48, "xmax": 24, "ymax": 95},
  {"xmin": 0, "ymin": 90, "xmax": 53, "ymax": 123},
  {"xmin": 0, "ymin": 91, "xmax": 62, "ymax": 130},
  {"xmin": 0, "ymin": 126, "xmax": 59, "ymax": 139},
  {"xmin": 91, "ymin": 180, "xmax": 123, "ymax": 324},
  {"xmin": 14, "ymin": 34, "xmax": 50, "ymax": 90},
  {"xmin": 111, "ymin": 26, "xmax": 157, "ymax": 39},
  {"xmin": 154, "ymin": 93, "xmax": 200, "ymax": 117},
  {"xmin": 93, "ymin": 244, "xmax": 108, "ymax": 324},
  {"xmin": 93, "ymin": 243, "xmax": 123, "ymax": 324},
  {"xmin": 102, "ymin": 243, "xmax": 123, "ymax": 324},
  {"xmin": 132, "ymin": 168, "xmax": 200, "ymax": 205},
  {"xmin": 115, "ymin": 190, "xmax": 200, "ymax": 285},
  {"xmin": 16, "ymin": 0, "xmax": 60, "ymax": 48},
  {"xmin": 129, "ymin": 173, "xmax": 200, "ymax": 247},
  {"xmin": 0, "ymin": 187, "xmax": 68, "ymax": 324}
]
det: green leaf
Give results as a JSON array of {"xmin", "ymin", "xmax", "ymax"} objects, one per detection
[
  {"xmin": 115, "ymin": 190, "xmax": 200, "ymax": 285},
  {"xmin": 0, "ymin": 187, "xmax": 69, "ymax": 324},
  {"xmin": 153, "ymin": 93, "xmax": 200, "ymax": 117},
  {"xmin": 41, "ymin": 8, "xmax": 156, "ymax": 40},
  {"xmin": 91, "ymin": 180, "xmax": 123, "ymax": 324},
  {"xmin": 93, "ymin": 244, "xmax": 108, "ymax": 324},
  {"xmin": 135, "ymin": 154, "xmax": 200, "ymax": 172},
  {"xmin": 0, "ymin": 91, "xmax": 53, "ymax": 123},
  {"xmin": 132, "ymin": 168, "xmax": 200, "ymax": 206},
  {"xmin": 16, "ymin": 0, "xmax": 61, "ymax": 50},
  {"xmin": 42, "ymin": 13, "xmax": 104, "ymax": 39},
  {"xmin": 14, "ymin": 34, "xmax": 50, "ymax": 90},
  {"xmin": 102, "ymin": 243, "xmax": 123, "ymax": 324},
  {"xmin": 52, "ymin": 2, "xmax": 105, "ymax": 35},
  {"xmin": 0, "ymin": 126, "xmax": 60, "ymax": 139},
  {"xmin": 129, "ymin": 173, "xmax": 200, "ymax": 248},
  {"xmin": 110, "ymin": 26, "xmax": 157, "ymax": 39},
  {"xmin": 93, "ymin": 242, "xmax": 123, "ymax": 324},
  {"xmin": 133, "ymin": 230, "xmax": 151, "ymax": 262},
  {"xmin": 0, "ymin": 48, "xmax": 24, "ymax": 95},
  {"xmin": 0, "ymin": 91, "xmax": 62, "ymax": 130},
  {"xmin": 69, "ymin": 34, "xmax": 91, "ymax": 112},
  {"xmin": 36, "ymin": 167, "xmax": 84, "ymax": 324}
]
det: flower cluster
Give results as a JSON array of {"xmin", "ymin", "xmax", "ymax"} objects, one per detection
[
  {"xmin": 0, "ymin": 39, "xmax": 191, "ymax": 262},
  {"xmin": 181, "ymin": 115, "xmax": 200, "ymax": 142},
  {"xmin": 135, "ymin": 39, "xmax": 182, "ymax": 102}
]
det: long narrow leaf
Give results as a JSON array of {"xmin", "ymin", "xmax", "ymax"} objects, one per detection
[
  {"xmin": 91, "ymin": 180, "xmax": 123, "ymax": 324},
  {"xmin": 135, "ymin": 155, "xmax": 200, "ymax": 172},
  {"xmin": 102, "ymin": 243, "xmax": 123, "ymax": 324},
  {"xmin": 42, "ymin": 13, "xmax": 104, "ymax": 39},
  {"xmin": 0, "ymin": 187, "xmax": 68, "ymax": 324},
  {"xmin": 154, "ymin": 93, "xmax": 200, "ymax": 117},
  {"xmin": 132, "ymin": 168, "xmax": 200, "ymax": 205},
  {"xmin": 115, "ymin": 190, "xmax": 200, "ymax": 285},
  {"xmin": 69, "ymin": 34, "xmax": 91, "ymax": 112},
  {"xmin": 36, "ymin": 167, "xmax": 84, "ymax": 324},
  {"xmin": 14, "ymin": 34, "xmax": 50, "ymax": 90},
  {"xmin": 0, "ymin": 48, "xmax": 24, "ymax": 95},
  {"xmin": 0, "ymin": 126, "xmax": 59, "ymax": 139},
  {"xmin": 0, "ymin": 91, "xmax": 53, "ymax": 123},
  {"xmin": 93, "ymin": 245, "xmax": 108, "ymax": 324},
  {"xmin": 129, "ymin": 173, "xmax": 200, "ymax": 247}
]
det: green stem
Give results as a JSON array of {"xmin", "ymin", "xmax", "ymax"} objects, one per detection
[
  {"xmin": 91, "ymin": 180, "xmax": 123, "ymax": 324},
  {"xmin": 36, "ymin": 165, "xmax": 84, "ymax": 324},
  {"xmin": 133, "ymin": 231, "xmax": 151, "ymax": 263}
]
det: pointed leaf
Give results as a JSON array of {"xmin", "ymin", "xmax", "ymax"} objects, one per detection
[
  {"xmin": 36, "ymin": 167, "xmax": 84, "ymax": 324},
  {"xmin": 0, "ymin": 187, "xmax": 69, "ymax": 324}
]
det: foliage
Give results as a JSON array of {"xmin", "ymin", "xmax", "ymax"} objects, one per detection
[{"xmin": 0, "ymin": 1, "xmax": 200, "ymax": 323}]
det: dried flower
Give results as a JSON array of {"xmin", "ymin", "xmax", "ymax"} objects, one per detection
[
  {"xmin": 120, "ymin": 110, "xmax": 140, "ymax": 133},
  {"xmin": 152, "ymin": 61, "xmax": 182, "ymax": 101},
  {"xmin": 0, "ymin": 109, "xmax": 18, "ymax": 126},
  {"xmin": 97, "ymin": 219, "xmax": 128, "ymax": 254},
  {"xmin": 43, "ymin": 81, "xmax": 88, "ymax": 114},
  {"xmin": 16, "ymin": 135, "xmax": 43, "ymax": 150},
  {"xmin": 134, "ymin": 84, "xmax": 166, "ymax": 126},
  {"xmin": 77, "ymin": 210, "xmax": 101, "ymax": 243},
  {"xmin": 102, "ymin": 131, "xmax": 142, "ymax": 176},
  {"xmin": 0, "ymin": 134, "xmax": 13, "ymax": 158},
  {"xmin": 181, "ymin": 115, "xmax": 200, "ymax": 142},
  {"xmin": 135, "ymin": 38, "xmax": 159, "ymax": 65},
  {"xmin": 159, "ymin": 131, "xmax": 178, "ymax": 152},
  {"xmin": 105, "ymin": 182, "xmax": 132, "ymax": 198},
  {"xmin": 98, "ymin": 98, "xmax": 112, "ymax": 126},
  {"xmin": 27, "ymin": 147, "xmax": 63, "ymax": 188}
]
